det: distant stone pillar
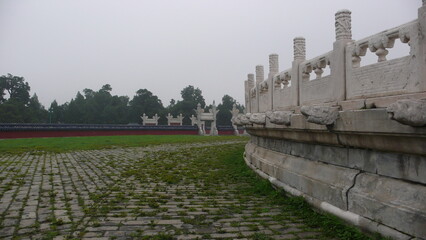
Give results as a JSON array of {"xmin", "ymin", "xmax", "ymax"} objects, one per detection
[
  {"xmin": 153, "ymin": 114, "xmax": 160, "ymax": 125},
  {"xmin": 178, "ymin": 113, "xmax": 183, "ymax": 125},
  {"xmin": 141, "ymin": 113, "xmax": 147, "ymax": 126},
  {"xmin": 210, "ymin": 101, "xmax": 219, "ymax": 136},
  {"xmin": 230, "ymin": 104, "xmax": 240, "ymax": 136},
  {"xmin": 166, "ymin": 113, "xmax": 172, "ymax": 126},
  {"xmin": 190, "ymin": 115, "xmax": 197, "ymax": 126},
  {"xmin": 255, "ymin": 65, "xmax": 264, "ymax": 84},
  {"xmin": 333, "ymin": 9, "xmax": 352, "ymax": 101},
  {"xmin": 195, "ymin": 103, "xmax": 204, "ymax": 135}
]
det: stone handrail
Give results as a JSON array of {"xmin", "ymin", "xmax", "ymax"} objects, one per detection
[{"xmin": 244, "ymin": 5, "xmax": 426, "ymax": 115}]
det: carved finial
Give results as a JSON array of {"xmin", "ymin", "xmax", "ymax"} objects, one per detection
[
  {"xmin": 293, "ymin": 37, "xmax": 306, "ymax": 60},
  {"xmin": 335, "ymin": 9, "xmax": 352, "ymax": 40},
  {"xmin": 255, "ymin": 65, "xmax": 264, "ymax": 84},
  {"xmin": 269, "ymin": 54, "xmax": 279, "ymax": 78},
  {"xmin": 247, "ymin": 73, "xmax": 255, "ymax": 88}
]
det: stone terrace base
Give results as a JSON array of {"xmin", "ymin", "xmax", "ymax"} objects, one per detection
[{"xmin": 244, "ymin": 136, "xmax": 426, "ymax": 239}]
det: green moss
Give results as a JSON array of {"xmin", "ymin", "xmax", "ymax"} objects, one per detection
[{"xmin": 0, "ymin": 135, "xmax": 247, "ymax": 154}]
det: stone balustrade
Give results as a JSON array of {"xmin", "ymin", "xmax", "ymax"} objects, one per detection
[
  {"xmin": 237, "ymin": 2, "xmax": 426, "ymax": 239},
  {"xmin": 244, "ymin": 7, "xmax": 426, "ymax": 114},
  {"xmin": 166, "ymin": 113, "xmax": 184, "ymax": 126},
  {"xmin": 141, "ymin": 113, "xmax": 160, "ymax": 126}
]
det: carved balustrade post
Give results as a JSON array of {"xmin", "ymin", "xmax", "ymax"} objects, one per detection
[
  {"xmin": 294, "ymin": 37, "xmax": 306, "ymax": 106},
  {"xmin": 255, "ymin": 65, "xmax": 264, "ymax": 84},
  {"xmin": 419, "ymin": 0, "xmax": 426, "ymax": 91},
  {"xmin": 245, "ymin": 73, "xmax": 255, "ymax": 113},
  {"xmin": 333, "ymin": 9, "xmax": 352, "ymax": 102},
  {"xmin": 294, "ymin": 37, "xmax": 306, "ymax": 61},
  {"xmin": 253, "ymin": 65, "xmax": 264, "ymax": 113},
  {"xmin": 269, "ymin": 54, "xmax": 278, "ymax": 111}
]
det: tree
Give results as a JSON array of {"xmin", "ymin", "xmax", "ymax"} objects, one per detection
[
  {"xmin": 49, "ymin": 100, "xmax": 66, "ymax": 123},
  {"xmin": 0, "ymin": 74, "xmax": 48, "ymax": 123},
  {"xmin": 216, "ymin": 94, "xmax": 244, "ymax": 126},
  {"xmin": 180, "ymin": 85, "xmax": 205, "ymax": 107},
  {"xmin": 26, "ymin": 93, "xmax": 48, "ymax": 122},
  {"xmin": 128, "ymin": 89, "xmax": 164, "ymax": 123},
  {"xmin": 63, "ymin": 92, "xmax": 86, "ymax": 123},
  {"xmin": 0, "ymin": 74, "xmax": 30, "ymax": 104},
  {"xmin": 169, "ymin": 85, "xmax": 206, "ymax": 125}
]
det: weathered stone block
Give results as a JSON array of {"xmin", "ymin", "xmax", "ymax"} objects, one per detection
[
  {"xmin": 348, "ymin": 173, "xmax": 426, "ymax": 238},
  {"xmin": 245, "ymin": 143, "xmax": 359, "ymax": 210}
]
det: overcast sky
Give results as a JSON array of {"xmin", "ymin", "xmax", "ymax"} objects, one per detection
[{"xmin": 0, "ymin": 0, "xmax": 420, "ymax": 108}]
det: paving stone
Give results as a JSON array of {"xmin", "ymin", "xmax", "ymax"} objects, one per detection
[
  {"xmin": 0, "ymin": 141, "xmax": 355, "ymax": 239},
  {"xmin": 0, "ymin": 226, "xmax": 15, "ymax": 237}
]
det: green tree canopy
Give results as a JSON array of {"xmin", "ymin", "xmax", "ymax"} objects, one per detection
[
  {"xmin": 0, "ymin": 73, "xmax": 30, "ymax": 104},
  {"xmin": 0, "ymin": 74, "xmax": 47, "ymax": 123},
  {"xmin": 168, "ymin": 85, "xmax": 206, "ymax": 125},
  {"xmin": 128, "ymin": 89, "xmax": 164, "ymax": 124},
  {"xmin": 216, "ymin": 94, "xmax": 244, "ymax": 126}
]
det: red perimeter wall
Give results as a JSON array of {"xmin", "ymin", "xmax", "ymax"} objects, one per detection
[{"xmin": 0, "ymin": 129, "xmax": 243, "ymax": 139}]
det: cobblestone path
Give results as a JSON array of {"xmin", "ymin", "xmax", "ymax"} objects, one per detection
[{"xmin": 0, "ymin": 141, "xmax": 327, "ymax": 240}]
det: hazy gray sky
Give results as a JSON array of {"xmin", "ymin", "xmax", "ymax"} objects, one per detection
[{"xmin": 0, "ymin": 0, "xmax": 420, "ymax": 107}]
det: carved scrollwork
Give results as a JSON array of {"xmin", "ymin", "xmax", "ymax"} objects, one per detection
[
  {"xmin": 260, "ymin": 81, "xmax": 268, "ymax": 93},
  {"xmin": 335, "ymin": 10, "xmax": 352, "ymax": 40},
  {"xmin": 293, "ymin": 37, "xmax": 306, "ymax": 60},
  {"xmin": 399, "ymin": 26, "xmax": 412, "ymax": 44},
  {"xmin": 275, "ymin": 72, "xmax": 291, "ymax": 88},
  {"xmin": 311, "ymin": 57, "xmax": 329, "ymax": 79},
  {"xmin": 351, "ymin": 43, "xmax": 368, "ymax": 68},
  {"xmin": 302, "ymin": 64, "xmax": 312, "ymax": 80},
  {"xmin": 282, "ymin": 72, "xmax": 291, "ymax": 87},
  {"xmin": 368, "ymin": 35, "xmax": 395, "ymax": 62},
  {"xmin": 273, "ymin": 74, "xmax": 282, "ymax": 88},
  {"xmin": 250, "ymin": 88, "xmax": 256, "ymax": 98}
]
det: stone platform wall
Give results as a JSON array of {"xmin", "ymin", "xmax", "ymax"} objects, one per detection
[
  {"xmin": 234, "ymin": 2, "xmax": 426, "ymax": 239},
  {"xmin": 243, "ymin": 110, "xmax": 426, "ymax": 239}
]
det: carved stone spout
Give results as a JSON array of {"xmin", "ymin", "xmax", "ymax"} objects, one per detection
[
  {"xmin": 249, "ymin": 113, "xmax": 266, "ymax": 125},
  {"xmin": 387, "ymin": 99, "xmax": 426, "ymax": 127},
  {"xmin": 300, "ymin": 106, "xmax": 340, "ymax": 126},
  {"xmin": 266, "ymin": 111, "xmax": 293, "ymax": 125}
]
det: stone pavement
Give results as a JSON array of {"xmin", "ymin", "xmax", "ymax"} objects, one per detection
[{"xmin": 0, "ymin": 141, "xmax": 325, "ymax": 239}]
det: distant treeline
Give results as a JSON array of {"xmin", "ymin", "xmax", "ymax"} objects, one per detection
[{"xmin": 0, "ymin": 74, "xmax": 244, "ymax": 125}]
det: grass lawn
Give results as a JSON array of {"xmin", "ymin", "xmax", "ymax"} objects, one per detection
[{"xmin": 0, "ymin": 135, "xmax": 248, "ymax": 154}]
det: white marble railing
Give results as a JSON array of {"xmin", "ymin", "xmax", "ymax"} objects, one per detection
[{"xmin": 244, "ymin": 3, "xmax": 426, "ymax": 114}]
